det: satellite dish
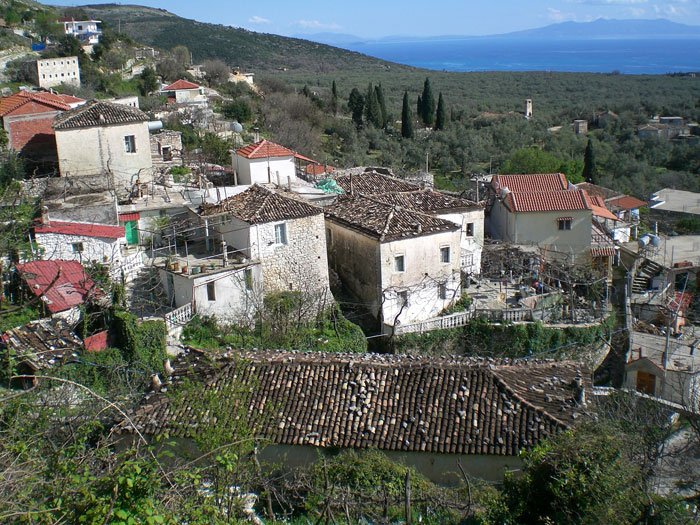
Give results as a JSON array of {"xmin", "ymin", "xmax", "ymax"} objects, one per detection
[{"xmin": 230, "ymin": 122, "xmax": 243, "ymax": 133}]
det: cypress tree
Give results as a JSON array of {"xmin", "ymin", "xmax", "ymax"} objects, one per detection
[
  {"xmin": 365, "ymin": 83, "xmax": 382, "ymax": 128},
  {"xmin": 375, "ymin": 83, "xmax": 388, "ymax": 128},
  {"xmin": 417, "ymin": 95, "xmax": 423, "ymax": 124},
  {"xmin": 401, "ymin": 91, "xmax": 414, "ymax": 139},
  {"xmin": 420, "ymin": 77, "xmax": 435, "ymax": 126},
  {"xmin": 348, "ymin": 88, "xmax": 365, "ymax": 127},
  {"xmin": 330, "ymin": 80, "xmax": 338, "ymax": 115},
  {"xmin": 435, "ymin": 92, "xmax": 446, "ymax": 130},
  {"xmin": 583, "ymin": 138, "xmax": 599, "ymax": 184}
]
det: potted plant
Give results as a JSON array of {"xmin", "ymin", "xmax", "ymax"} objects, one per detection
[
  {"xmin": 172, "ymin": 261, "xmax": 179, "ymax": 271},
  {"xmin": 182, "ymin": 265, "xmax": 188, "ymax": 274}
]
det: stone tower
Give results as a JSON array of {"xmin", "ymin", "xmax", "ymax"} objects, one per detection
[{"xmin": 525, "ymin": 99, "xmax": 533, "ymax": 119}]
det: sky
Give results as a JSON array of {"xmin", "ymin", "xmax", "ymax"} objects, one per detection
[{"xmin": 50, "ymin": 0, "xmax": 700, "ymax": 38}]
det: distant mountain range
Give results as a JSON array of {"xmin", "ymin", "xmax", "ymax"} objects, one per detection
[{"xmin": 299, "ymin": 18, "xmax": 700, "ymax": 46}]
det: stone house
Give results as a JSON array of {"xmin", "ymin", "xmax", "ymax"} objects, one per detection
[
  {"xmin": 160, "ymin": 79, "xmax": 207, "ymax": 104},
  {"xmin": 626, "ymin": 331, "xmax": 700, "ymax": 409},
  {"xmin": 197, "ymin": 184, "xmax": 332, "ymax": 315},
  {"xmin": 232, "ymin": 139, "xmax": 316, "ymax": 186},
  {"xmin": 488, "ymin": 173, "xmax": 618, "ymax": 264},
  {"xmin": 33, "ymin": 218, "xmax": 125, "ymax": 269},
  {"xmin": 150, "ymin": 130, "xmax": 183, "ymax": 172},
  {"xmin": 14, "ymin": 260, "xmax": 103, "ymax": 324},
  {"xmin": 325, "ymin": 193, "xmax": 461, "ymax": 333},
  {"xmin": 0, "ymin": 90, "xmax": 84, "ymax": 166},
  {"xmin": 58, "ymin": 17, "xmax": 102, "ymax": 44},
  {"xmin": 22, "ymin": 56, "xmax": 81, "ymax": 89},
  {"xmin": 333, "ymin": 171, "xmax": 484, "ymax": 276},
  {"xmin": 52, "ymin": 101, "xmax": 155, "ymax": 197},
  {"xmin": 116, "ymin": 350, "xmax": 592, "ymax": 484}
]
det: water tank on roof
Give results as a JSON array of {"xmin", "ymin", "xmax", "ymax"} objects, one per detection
[
  {"xmin": 649, "ymin": 235, "xmax": 661, "ymax": 247},
  {"xmin": 638, "ymin": 235, "xmax": 651, "ymax": 247}
]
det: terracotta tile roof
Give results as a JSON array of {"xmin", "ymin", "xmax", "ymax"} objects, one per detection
[
  {"xmin": 162, "ymin": 79, "xmax": 201, "ymax": 91},
  {"xmin": 587, "ymin": 194, "xmax": 620, "ymax": 221},
  {"xmin": 115, "ymin": 350, "xmax": 591, "ymax": 456},
  {"xmin": 34, "ymin": 220, "xmax": 125, "ymax": 239},
  {"xmin": 235, "ymin": 139, "xmax": 296, "ymax": 159},
  {"xmin": 574, "ymin": 182, "xmax": 622, "ymax": 201},
  {"xmin": 1, "ymin": 318, "xmax": 81, "ymax": 372},
  {"xmin": 118, "ymin": 212, "xmax": 140, "ymax": 222},
  {"xmin": 492, "ymin": 173, "xmax": 569, "ymax": 193},
  {"xmin": 325, "ymin": 194, "xmax": 459, "ymax": 241},
  {"xmin": 607, "ymin": 195, "xmax": 647, "ymax": 210},
  {"xmin": 52, "ymin": 100, "xmax": 148, "ymax": 130},
  {"xmin": 15, "ymin": 260, "xmax": 102, "ymax": 313},
  {"xmin": 84, "ymin": 330, "xmax": 109, "ymax": 352},
  {"xmin": 0, "ymin": 90, "xmax": 76, "ymax": 115},
  {"xmin": 199, "ymin": 184, "xmax": 322, "ymax": 223},
  {"xmin": 505, "ymin": 189, "xmax": 591, "ymax": 213},
  {"xmin": 333, "ymin": 171, "xmax": 420, "ymax": 194},
  {"xmin": 372, "ymin": 190, "xmax": 481, "ymax": 213}
]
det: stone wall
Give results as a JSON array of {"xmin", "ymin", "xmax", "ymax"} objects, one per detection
[
  {"xmin": 255, "ymin": 213, "xmax": 332, "ymax": 307},
  {"xmin": 34, "ymin": 232, "xmax": 123, "ymax": 268},
  {"xmin": 150, "ymin": 131, "xmax": 183, "ymax": 172}
]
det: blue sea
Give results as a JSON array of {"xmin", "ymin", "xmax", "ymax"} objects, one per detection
[{"xmin": 342, "ymin": 38, "xmax": 700, "ymax": 74}]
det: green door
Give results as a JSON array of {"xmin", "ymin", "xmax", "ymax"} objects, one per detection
[{"xmin": 125, "ymin": 221, "xmax": 138, "ymax": 245}]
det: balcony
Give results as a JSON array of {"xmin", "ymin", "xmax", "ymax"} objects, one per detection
[{"xmin": 151, "ymin": 240, "xmax": 257, "ymax": 279}]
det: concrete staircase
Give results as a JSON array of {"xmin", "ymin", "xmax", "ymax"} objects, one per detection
[
  {"xmin": 124, "ymin": 265, "xmax": 173, "ymax": 319},
  {"xmin": 632, "ymin": 259, "xmax": 663, "ymax": 294}
]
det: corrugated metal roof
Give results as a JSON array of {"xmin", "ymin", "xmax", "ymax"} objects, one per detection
[
  {"xmin": 15, "ymin": 260, "xmax": 102, "ymax": 313},
  {"xmin": 34, "ymin": 220, "xmax": 125, "ymax": 239}
]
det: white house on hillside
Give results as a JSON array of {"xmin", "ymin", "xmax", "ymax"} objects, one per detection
[
  {"xmin": 160, "ymin": 79, "xmax": 207, "ymax": 104},
  {"xmin": 59, "ymin": 17, "xmax": 102, "ymax": 44},
  {"xmin": 52, "ymin": 101, "xmax": 154, "ymax": 197},
  {"xmin": 488, "ymin": 173, "xmax": 618, "ymax": 264},
  {"xmin": 181, "ymin": 184, "xmax": 332, "ymax": 321},
  {"xmin": 33, "ymin": 219, "xmax": 125, "ymax": 270},
  {"xmin": 325, "ymin": 194, "xmax": 462, "ymax": 333},
  {"xmin": 232, "ymin": 139, "xmax": 316, "ymax": 186},
  {"xmin": 333, "ymin": 171, "xmax": 484, "ymax": 276}
]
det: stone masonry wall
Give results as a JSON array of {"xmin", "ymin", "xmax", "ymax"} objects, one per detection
[{"xmin": 255, "ymin": 213, "xmax": 332, "ymax": 307}]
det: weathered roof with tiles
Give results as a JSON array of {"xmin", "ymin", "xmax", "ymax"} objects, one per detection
[
  {"xmin": 34, "ymin": 220, "xmax": 125, "ymax": 239},
  {"xmin": 162, "ymin": 79, "xmax": 200, "ymax": 91},
  {"xmin": 235, "ymin": 139, "xmax": 295, "ymax": 159},
  {"xmin": 115, "ymin": 349, "xmax": 591, "ymax": 456},
  {"xmin": 372, "ymin": 190, "xmax": 481, "ymax": 214},
  {"xmin": 333, "ymin": 171, "xmax": 421, "ymax": 194},
  {"xmin": 199, "ymin": 184, "xmax": 322, "ymax": 223},
  {"xmin": 0, "ymin": 90, "xmax": 80, "ymax": 115},
  {"xmin": 325, "ymin": 194, "xmax": 459, "ymax": 241},
  {"xmin": 492, "ymin": 173, "xmax": 569, "ymax": 193},
  {"xmin": 52, "ymin": 100, "xmax": 148, "ymax": 130},
  {"xmin": 1, "ymin": 318, "xmax": 82, "ymax": 371}
]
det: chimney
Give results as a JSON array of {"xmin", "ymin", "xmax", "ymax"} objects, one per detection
[
  {"xmin": 525, "ymin": 99, "xmax": 533, "ymax": 120},
  {"xmin": 41, "ymin": 206, "xmax": 50, "ymax": 226}
]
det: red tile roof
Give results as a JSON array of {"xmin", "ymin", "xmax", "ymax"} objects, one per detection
[
  {"xmin": 15, "ymin": 260, "xmax": 102, "ymax": 313},
  {"xmin": 607, "ymin": 195, "xmax": 647, "ymax": 210},
  {"xmin": 492, "ymin": 173, "xmax": 569, "ymax": 193},
  {"xmin": 587, "ymin": 194, "xmax": 619, "ymax": 221},
  {"xmin": 116, "ymin": 350, "xmax": 592, "ymax": 456},
  {"xmin": 162, "ymin": 79, "xmax": 200, "ymax": 91},
  {"xmin": 235, "ymin": 139, "xmax": 296, "ymax": 159},
  {"xmin": 505, "ymin": 189, "xmax": 590, "ymax": 213},
  {"xmin": 34, "ymin": 221, "xmax": 125, "ymax": 239},
  {"xmin": 118, "ymin": 212, "xmax": 140, "ymax": 222},
  {"xmin": 0, "ymin": 90, "xmax": 79, "ymax": 116},
  {"xmin": 84, "ymin": 330, "xmax": 109, "ymax": 352}
]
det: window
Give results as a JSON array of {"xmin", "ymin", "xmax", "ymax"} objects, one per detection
[
  {"xmin": 440, "ymin": 246, "xmax": 450, "ymax": 263},
  {"xmin": 207, "ymin": 281, "xmax": 216, "ymax": 301},
  {"xmin": 71, "ymin": 242, "xmax": 84, "ymax": 253},
  {"xmin": 465, "ymin": 222, "xmax": 474, "ymax": 237},
  {"xmin": 274, "ymin": 223, "xmax": 287, "ymax": 244},
  {"xmin": 244, "ymin": 268, "xmax": 253, "ymax": 290},
  {"xmin": 558, "ymin": 218, "xmax": 572, "ymax": 231},
  {"xmin": 124, "ymin": 135, "xmax": 136, "ymax": 153},
  {"xmin": 394, "ymin": 255, "xmax": 405, "ymax": 272},
  {"xmin": 438, "ymin": 283, "xmax": 447, "ymax": 300},
  {"xmin": 326, "ymin": 227, "xmax": 333, "ymax": 246},
  {"xmin": 398, "ymin": 291, "xmax": 408, "ymax": 306},
  {"xmin": 162, "ymin": 146, "xmax": 172, "ymax": 161}
]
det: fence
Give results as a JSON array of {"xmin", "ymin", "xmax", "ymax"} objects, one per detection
[
  {"xmin": 164, "ymin": 303, "xmax": 194, "ymax": 330},
  {"xmin": 110, "ymin": 251, "xmax": 145, "ymax": 283},
  {"xmin": 393, "ymin": 310, "xmax": 473, "ymax": 335}
]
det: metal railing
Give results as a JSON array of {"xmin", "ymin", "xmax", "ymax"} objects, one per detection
[{"xmin": 164, "ymin": 303, "xmax": 194, "ymax": 329}]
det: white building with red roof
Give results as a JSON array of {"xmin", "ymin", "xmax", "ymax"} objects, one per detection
[
  {"xmin": 33, "ymin": 218, "xmax": 126, "ymax": 270},
  {"xmin": 233, "ymin": 139, "xmax": 317, "ymax": 186},
  {"xmin": 489, "ymin": 173, "xmax": 618, "ymax": 264},
  {"xmin": 159, "ymin": 79, "xmax": 206, "ymax": 104}
]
